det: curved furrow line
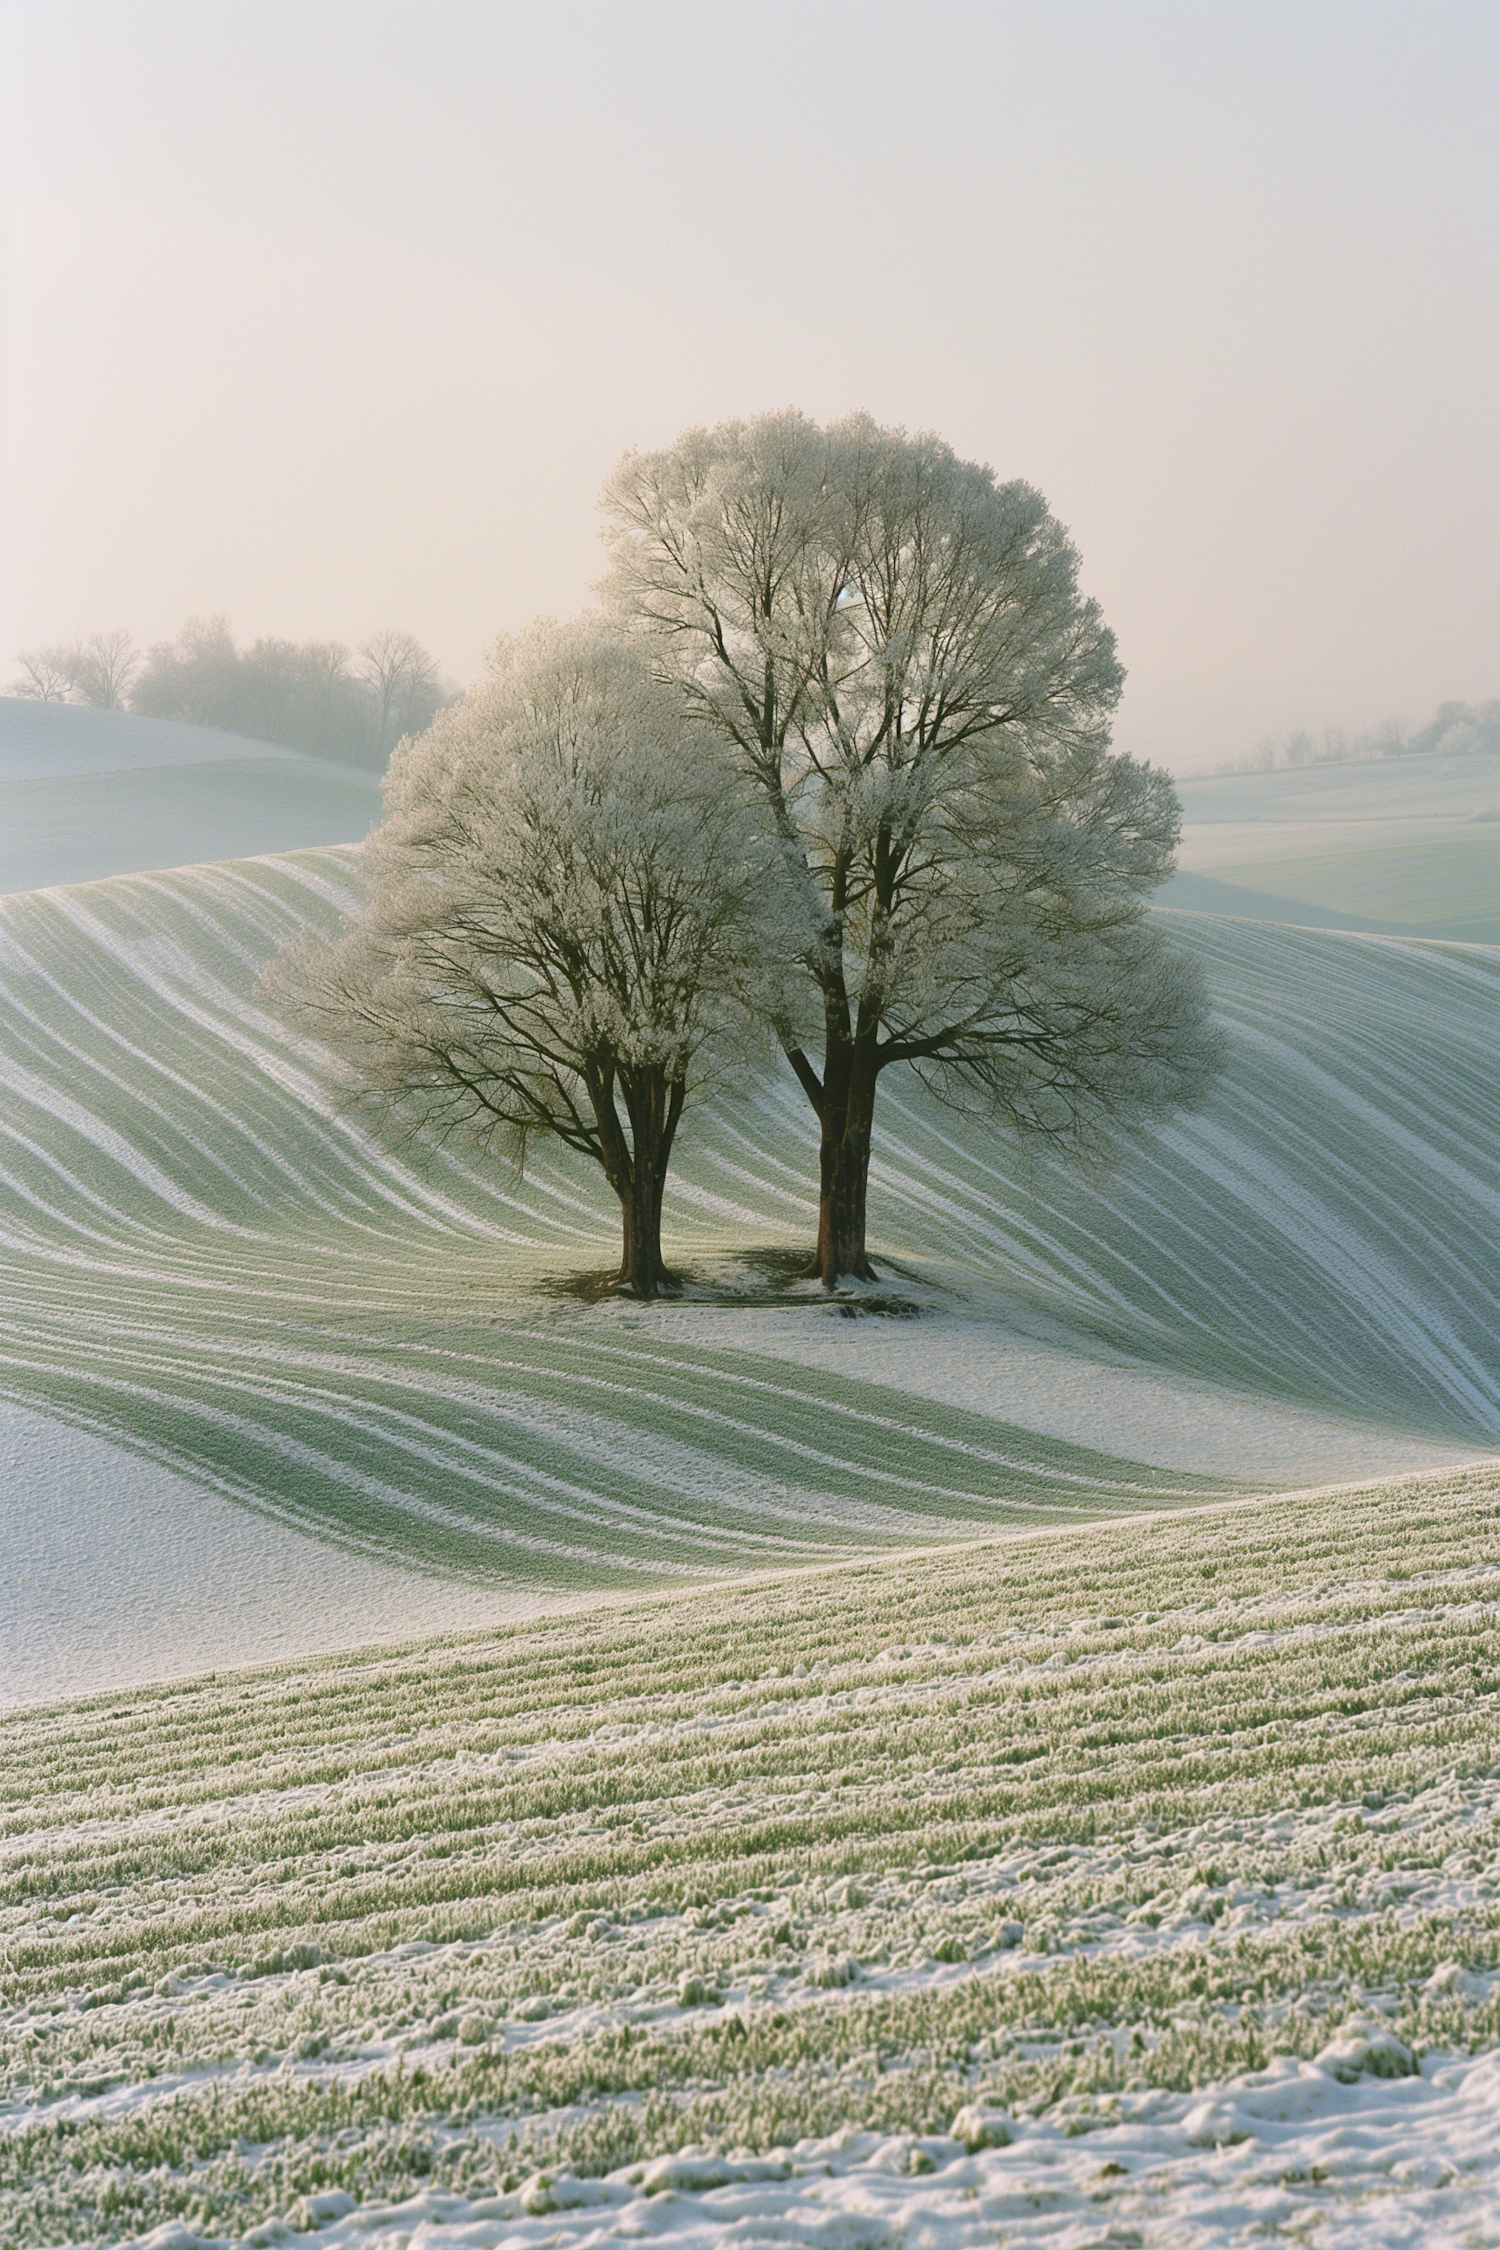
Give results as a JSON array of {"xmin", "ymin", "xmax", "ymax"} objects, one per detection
[
  {"xmin": 5, "ymin": 890, "xmax": 607, "ymax": 1245},
  {"xmin": 1, "ymin": 849, "xmax": 1498, "ymax": 1593},
  {"xmin": 1149, "ymin": 1121, "xmax": 1500, "ymax": 1424},
  {"xmin": 28, "ymin": 898, "xmax": 514, "ymax": 1237},
  {"xmin": 0, "ymin": 1335, "xmax": 845, "ymax": 1566},
  {"xmin": 1206, "ymin": 1070, "xmax": 1500, "ymax": 1339},
  {"xmin": 0, "ymin": 1302, "xmax": 1208, "ymax": 1520},
  {"xmin": 501, "ymin": 1330, "xmax": 1212, "ymax": 1498},
  {"xmin": 0, "ymin": 1325, "xmax": 1132, "ymax": 1583}
]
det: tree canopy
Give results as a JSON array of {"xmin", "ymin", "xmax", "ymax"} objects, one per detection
[
  {"xmin": 603, "ymin": 410, "xmax": 1223, "ymax": 1282},
  {"xmin": 269, "ymin": 618, "xmax": 791, "ymax": 1295}
]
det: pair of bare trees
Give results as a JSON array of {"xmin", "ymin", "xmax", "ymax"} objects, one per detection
[
  {"xmin": 278, "ymin": 412, "xmax": 1224, "ymax": 1295},
  {"xmin": 13, "ymin": 629, "xmax": 140, "ymax": 709}
]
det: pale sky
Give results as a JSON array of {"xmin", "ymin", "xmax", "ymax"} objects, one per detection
[{"xmin": 3, "ymin": 1, "xmax": 1496, "ymax": 771}]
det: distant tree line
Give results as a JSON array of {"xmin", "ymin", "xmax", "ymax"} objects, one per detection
[
  {"xmin": 10, "ymin": 620, "xmax": 451, "ymax": 773},
  {"xmin": 1214, "ymin": 700, "xmax": 1500, "ymax": 776}
]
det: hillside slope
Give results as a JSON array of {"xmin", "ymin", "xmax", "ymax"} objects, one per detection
[
  {"xmin": 5, "ymin": 1465, "xmax": 1500, "ymax": 2247},
  {"xmin": 1, "ymin": 848, "xmax": 1496, "ymax": 1658},
  {"xmin": 1169, "ymin": 746, "xmax": 1500, "ymax": 940},
  {"xmin": 0, "ymin": 698, "xmax": 381, "ymax": 893}
]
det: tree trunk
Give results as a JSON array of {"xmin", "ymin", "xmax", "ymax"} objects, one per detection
[
  {"xmin": 616, "ymin": 1163, "xmax": 669, "ymax": 1298},
  {"xmin": 807, "ymin": 1040, "xmax": 880, "ymax": 1288},
  {"xmin": 601, "ymin": 1064, "xmax": 685, "ymax": 1300}
]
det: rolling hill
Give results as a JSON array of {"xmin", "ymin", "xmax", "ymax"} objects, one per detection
[
  {"xmin": 4, "ymin": 744, "xmax": 1499, "ymax": 2250},
  {"xmin": 0, "ymin": 698, "xmax": 383, "ymax": 894},
  {"xmin": 2, "ymin": 843, "xmax": 1496, "ymax": 1698},
  {"xmin": 1168, "ymin": 746, "xmax": 1500, "ymax": 940}
]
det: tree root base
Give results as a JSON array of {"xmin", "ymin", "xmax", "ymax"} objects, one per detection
[
  {"xmin": 613, "ymin": 1276, "xmax": 682, "ymax": 1302},
  {"xmin": 800, "ymin": 1254, "xmax": 881, "ymax": 1289}
]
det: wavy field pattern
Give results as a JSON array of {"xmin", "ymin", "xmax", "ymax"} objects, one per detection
[
  {"xmin": 0, "ymin": 848, "xmax": 1496, "ymax": 1588},
  {"xmin": 848, "ymin": 913, "xmax": 1500, "ymax": 1433}
]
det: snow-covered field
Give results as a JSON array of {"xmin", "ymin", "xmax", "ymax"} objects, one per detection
[
  {"xmin": 2, "ymin": 842, "xmax": 1498, "ymax": 1695},
  {"xmin": 1169, "ymin": 747, "xmax": 1500, "ymax": 940},
  {"xmin": 5, "ymin": 1470, "xmax": 1500, "ymax": 2246},
  {"xmin": 0, "ymin": 700, "xmax": 381, "ymax": 896},
  {"xmin": 4, "ymin": 755, "xmax": 1500, "ymax": 2243},
  {"xmin": 0, "ymin": 1400, "xmax": 611, "ymax": 1703}
]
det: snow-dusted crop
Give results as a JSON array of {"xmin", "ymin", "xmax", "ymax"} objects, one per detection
[{"xmin": 4, "ymin": 1466, "xmax": 1499, "ymax": 2244}]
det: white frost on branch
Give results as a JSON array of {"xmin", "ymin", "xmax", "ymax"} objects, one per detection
[
  {"xmin": 267, "ymin": 617, "xmax": 798, "ymax": 1292},
  {"xmin": 603, "ymin": 411, "xmax": 1224, "ymax": 1178}
]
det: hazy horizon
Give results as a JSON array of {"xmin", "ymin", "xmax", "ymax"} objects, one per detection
[{"xmin": 4, "ymin": 0, "xmax": 1496, "ymax": 775}]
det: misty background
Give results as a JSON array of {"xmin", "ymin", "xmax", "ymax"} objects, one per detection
[{"xmin": 3, "ymin": 0, "xmax": 1496, "ymax": 775}]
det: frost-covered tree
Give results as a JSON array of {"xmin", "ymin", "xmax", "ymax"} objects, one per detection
[
  {"xmin": 269, "ymin": 618, "xmax": 787, "ymax": 1297},
  {"xmin": 604, "ymin": 411, "xmax": 1224, "ymax": 1284}
]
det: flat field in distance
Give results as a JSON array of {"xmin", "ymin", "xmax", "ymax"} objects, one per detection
[
  {"xmin": 1168, "ymin": 747, "xmax": 1500, "ymax": 940},
  {"xmin": 4, "ymin": 1467, "xmax": 1500, "ymax": 2246}
]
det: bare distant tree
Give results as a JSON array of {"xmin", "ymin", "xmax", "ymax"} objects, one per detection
[
  {"xmin": 238, "ymin": 636, "xmax": 360, "ymax": 758},
  {"xmin": 11, "ymin": 646, "xmax": 77, "ymax": 701},
  {"xmin": 68, "ymin": 629, "xmax": 140, "ymax": 709},
  {"xmin": 238, "ymin": 637, "xmax": 305, "ymax": 741},
  {"xmin": 301, "ymin": 639, "xmax": 354, "ymax": 706},
  {"xmin": 359, "ymin": 629, "xmax": 442, "ymax": 757},
  {"xmin": 296, "ymin": 641, "xmax": 366, "ymax": 764},
  {"xmin": 269, "ymin": 618, "xmax": 791, "ymax": 1296}
]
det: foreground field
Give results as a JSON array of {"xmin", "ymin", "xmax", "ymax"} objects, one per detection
[{"xmin": 4, "ymin": 1465, "xmax": 1499, "ymax": 2246}]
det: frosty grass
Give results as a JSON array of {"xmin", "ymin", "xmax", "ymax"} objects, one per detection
[{"xmin": 5, "ymin": 1462, "xmax": 1500, "ymax": 2246}]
